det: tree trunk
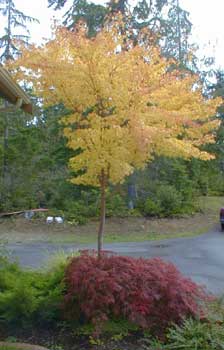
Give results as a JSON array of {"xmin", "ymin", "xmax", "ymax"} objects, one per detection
[
  {"xmin": 2, "ymin": 103, "xmax": 9, "ymax": 200},
  {"xmin": 3, "ymin": 112, "xmax": 8, "ymax": 182},
  {"xmin": 98, "ymin": 171, "xmax": 106, "ymax": 257}
]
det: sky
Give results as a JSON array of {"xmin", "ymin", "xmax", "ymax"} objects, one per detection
[
  {"xmin": 1, "ymin": 0, "xmax": 224, "ymax": 68},
  {"xmin": 181, "ymin": 0, "xmax": 224, "ymax": 68}
]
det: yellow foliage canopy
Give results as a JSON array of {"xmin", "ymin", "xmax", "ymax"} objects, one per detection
[{"xmin": 10, "ymin": 25, "xmax": 221, "ymax": 186}]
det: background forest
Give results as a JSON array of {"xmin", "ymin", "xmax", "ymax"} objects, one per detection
[{"xmin": 0, "ymin": 0, "xmax": 224, "ymax": 222}]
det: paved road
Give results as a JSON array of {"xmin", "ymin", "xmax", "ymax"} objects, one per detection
[{"xmin": 5, "ymin": 228, "xmax": 224, "ymax": 295}]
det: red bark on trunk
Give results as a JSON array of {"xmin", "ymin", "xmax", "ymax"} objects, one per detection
[{"xmin": 98, "ymin": 170, "xmax": 106, "ymax": 257}]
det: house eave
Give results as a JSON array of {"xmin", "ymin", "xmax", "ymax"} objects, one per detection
[{"xmin": 0, "ymin": 66, "xmax": 32, "ymax": 114}]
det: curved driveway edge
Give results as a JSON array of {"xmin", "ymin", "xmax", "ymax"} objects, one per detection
[{"xmin": 5, "ymin": 230, "xmax": 224, "ymax": 295}]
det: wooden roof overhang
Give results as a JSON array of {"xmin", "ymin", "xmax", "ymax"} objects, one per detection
[{"xmin": 0, "ymin": 66, "xmax": 32, "ymax": 114}]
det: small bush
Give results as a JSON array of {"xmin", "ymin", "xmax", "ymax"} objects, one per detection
[
  {"xmin": 143, "ymin": 198, "xmax": 162, "ymax": 216},
  {"xmin": 65, "ymin": 200, "xmax": 97, "ymax": 224},
  {"xmin": 137, "ymin": 183, "xmax": 195, "ymax": 217},
  {"xmin": 0, "ymin": 279, "xmax": 38, "ymax": 326},
  {"xmin": 74, "ymin": 318, "xmax": 138, "ymax": 338},
  {"xmin": 65, "ymin": 191, "xmax": 129, "ymax": 222},
  {"xmin": 0, "ymin": 255, "xmax": 66, "ymax": 328},
  {"xmin": 64, "ymin": 252, "xmax": 208, "ymax": 335},
  {"xmin": 0, "ymin": 259, "xmax": 38, "ymax": 327},
  {"xmin": 156, "ymin": 185, "xmax": 182, "ymax": 216},
  {"xmin": 150, "ymin": 318, "xmax": 224, "ymax": 350},
  {"xmin": 106, "ymin": 193, "xmax": 129, "ymax": 217}
]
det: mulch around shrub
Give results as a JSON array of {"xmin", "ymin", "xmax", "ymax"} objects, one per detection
[
  {"xmin": 0, "ymin": 326, "xmax": 148, "ymax": 350},
  {"xmin": 0, "ymin": 342, "xmax": 49, "ymax": 350}
]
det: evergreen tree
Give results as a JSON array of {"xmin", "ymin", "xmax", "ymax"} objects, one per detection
[
  {"xmin": 48, "ymin": 0, "xmax": 192, "ymax": 58},
  {"xmin": 48, "ymin": 0, "xmax": 67, "ymax": 10},
  {"xmin": 207, "ymin": 70, "xmax": 224, "ymax": 178},
  {"xmin": 0, "ymin": 0, "xmax": 38, "ymax": 207},
  {"xmin": 162, "ymin": 0, "xmax": 192, "ymax": 66},
  {"xmin": 48, "ymin": 0, "xmax": 107, "ymax": 37},
  {"xmin": 0, "ymin": 0, "xmax": 39, "ymax": 61}
]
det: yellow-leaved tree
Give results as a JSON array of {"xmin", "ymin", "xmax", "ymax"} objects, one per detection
[{"xmin": 10, "ymin": 23, "xmax": 220, "ymax": 255}]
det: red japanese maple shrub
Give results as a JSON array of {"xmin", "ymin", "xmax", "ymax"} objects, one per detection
[{"xmin": 64, "ymin": 251, "xmax": 208, "ymax": 334}]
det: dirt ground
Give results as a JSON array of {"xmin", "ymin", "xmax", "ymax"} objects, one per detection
[
  {"xmin": 0, "ymin": 325, "xmax": 148, "ymax": 350},
  {"xmin": 0, "ymin": 196, "xmax": 222, "ymax": 244}
]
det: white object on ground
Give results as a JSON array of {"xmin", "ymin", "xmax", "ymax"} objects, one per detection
[
  {"xmin": 55, "ymin": 216, "xmax": 63, "ymax": 224},
  {"xmin": 46, "ymin": 216, "xmax": 54, "ymax": 224}
]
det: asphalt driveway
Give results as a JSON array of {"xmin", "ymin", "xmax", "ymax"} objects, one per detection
[{"xmin": 5, "ymin": 229, "xmax": 224, "ymax": 295}]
